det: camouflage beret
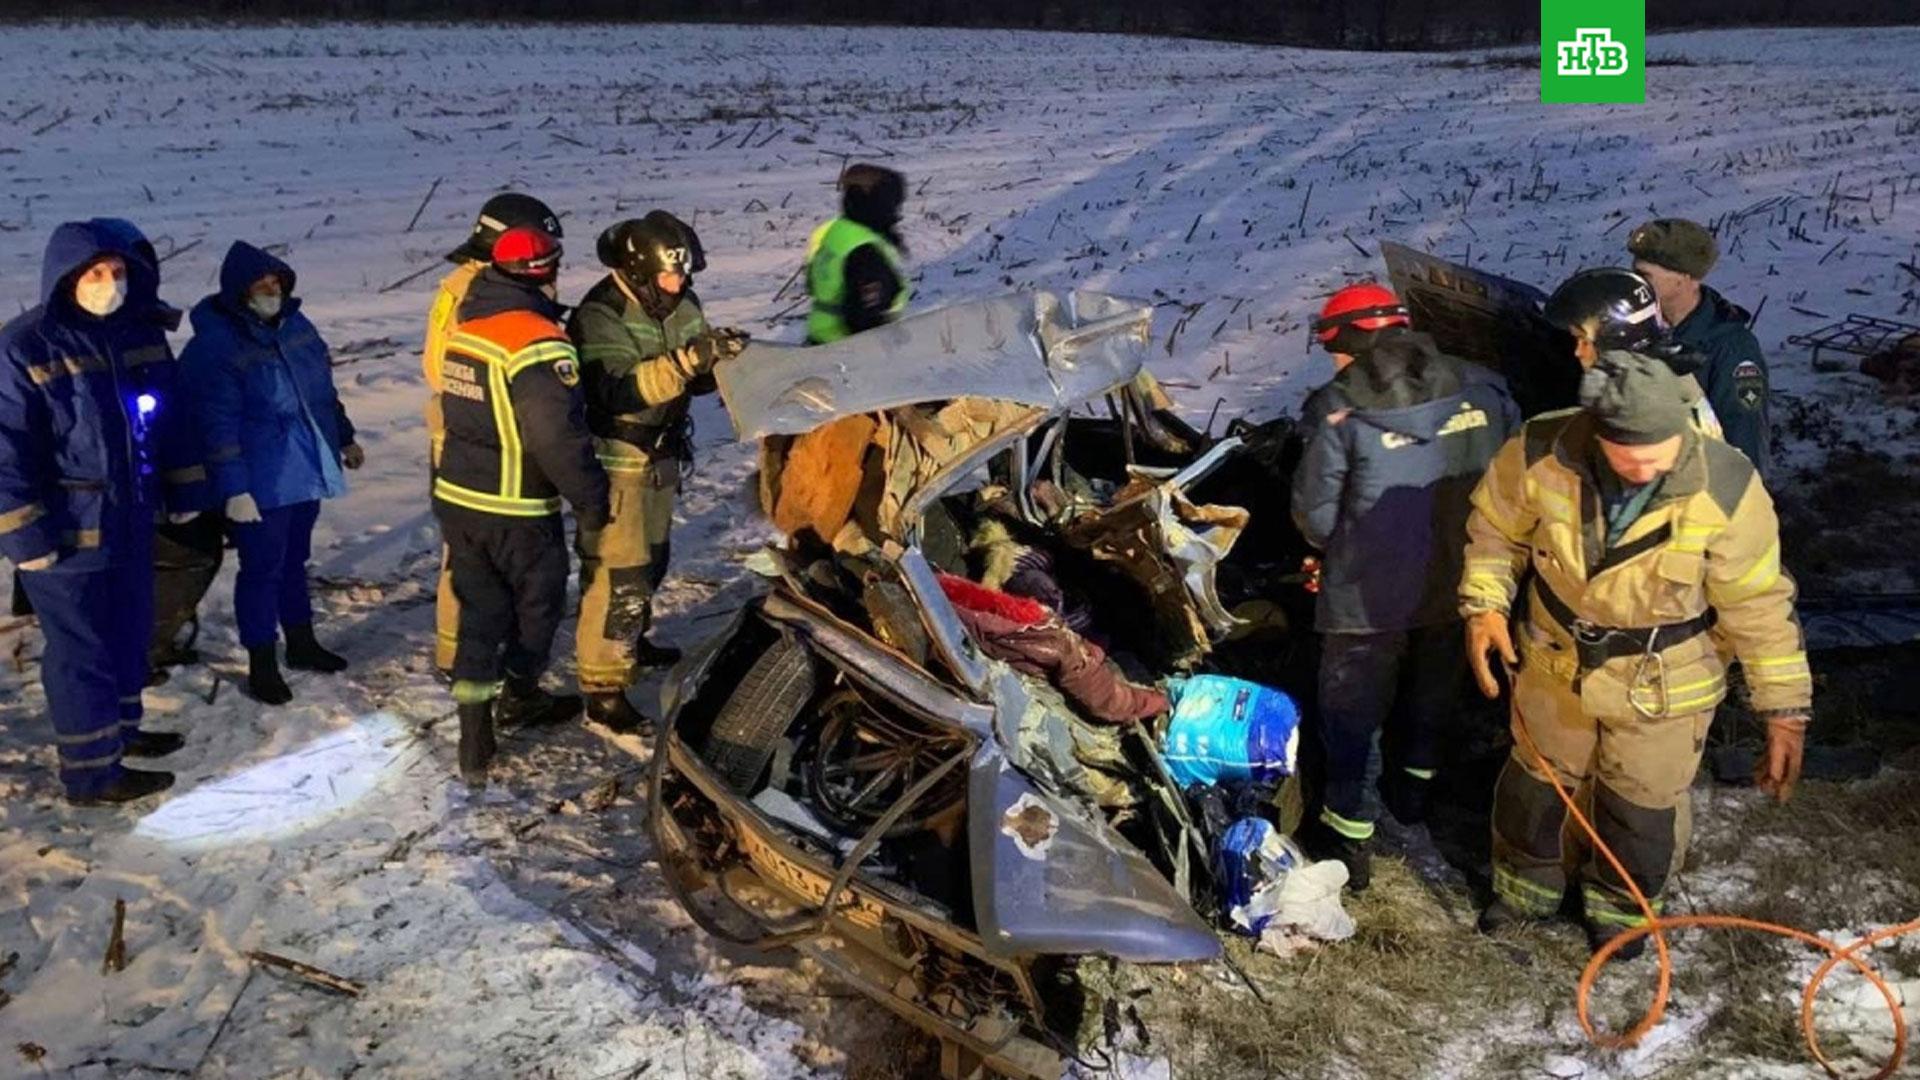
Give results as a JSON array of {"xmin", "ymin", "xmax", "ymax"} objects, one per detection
[
  {"xmin": 1581, "ymin": 350, "xmax": 1700, "ymax": 446},
  {"xmin": 1627, "ymin": 218, "xmax": 1718, "ymax": 279}
]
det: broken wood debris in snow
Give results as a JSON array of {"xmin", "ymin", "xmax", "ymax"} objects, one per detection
[
  {"xmin": 246, "ymin": 950, "xmax": 365, "ymax": 997},
  {"xmin": 101, "ymin": 898, "xmax": 126, "ymax": 975}
]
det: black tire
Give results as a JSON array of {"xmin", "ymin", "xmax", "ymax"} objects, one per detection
[{"xmin": 703, "ymin": 634, "xmax": 816, "ymax": 794}]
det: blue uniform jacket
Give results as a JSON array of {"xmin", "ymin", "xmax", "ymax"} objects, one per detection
[
  {"xmin": 1670, "ymin": 285, "xmax": 1769, "ymax": 475},
  {"xmin": 0, "ymin": 220, "xmax": 208, "ymax": 568},
  {"xmin": 180, "ymin": 242, "xmax": 353, "ymax": 512},
  {"xmin": 1291, "ymin": 330, "xmax": 1521, "ymax": 634}
]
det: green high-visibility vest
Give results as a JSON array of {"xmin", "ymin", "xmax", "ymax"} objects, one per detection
[{"xmin": 805, "ymin": 217, "xmax": 909, "ymax": 344}]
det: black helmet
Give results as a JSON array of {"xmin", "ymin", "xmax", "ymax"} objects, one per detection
[
  {"xmin": 596, "ymin": 215, "xmax": 695, "ymax": 279},
  {"xmin": 643, "ymin": 210, "xmax": 706, "ymax": 274},
  {"xmin": 448, "ymin": 193, "xmax": 562, "ymax": 264},
  {"xmin": 1543, "ymin": 267, "xmax": 1665, "ymax": 353}
]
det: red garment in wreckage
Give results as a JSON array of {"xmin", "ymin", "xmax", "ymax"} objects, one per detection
[{"xmin": 935, "ymin": 573, "xmax": 1168, "ymax": 725}]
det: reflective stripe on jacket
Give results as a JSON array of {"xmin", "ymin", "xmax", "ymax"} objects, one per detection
[
  {"xmin": 432, "ymin": 270, "xmax": 609, "ymax": 530},
  {"xmin": 0, "ymin": 220, "xmax": 206, "ymax": 566},
  {"xmin": 567, "ymin": 273, "xmax": 710, "ymax": 470},
  {"xmin": 1461, "ymin": 407, "xmax": 1811, "ymax": 718}
]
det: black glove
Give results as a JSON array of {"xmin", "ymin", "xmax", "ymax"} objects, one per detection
[{"xmin": 675, "ymin": 330, "xmax": 751, "ymax": 378}]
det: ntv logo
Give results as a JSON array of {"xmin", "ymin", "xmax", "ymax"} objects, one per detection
[
  {"xmin": 1540, "ymin": 2, "xmax": 1644, "ymax": 103},
  {"xmin": 1556, "ymin": 28, "xmax": 1631, "ymax": 76}
]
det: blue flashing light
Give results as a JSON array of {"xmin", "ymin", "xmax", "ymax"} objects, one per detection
[{"xmin": 135, "ymin": 392, "xmax": 158, "ymax": 417}]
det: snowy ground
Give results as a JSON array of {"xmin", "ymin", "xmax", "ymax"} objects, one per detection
[{"xmin": 2, "ymin": 19, "xmax": 1919, "ymax": 1080}]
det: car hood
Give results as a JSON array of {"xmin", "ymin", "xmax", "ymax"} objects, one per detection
[{"xmin": 716, "ymin": 289, "xmax": 1153, "ymax": 441}]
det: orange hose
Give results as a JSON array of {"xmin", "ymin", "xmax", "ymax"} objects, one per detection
[{"xmin": 1510, "ymin": 695, "xmax": 1919, "ymax": 1079}]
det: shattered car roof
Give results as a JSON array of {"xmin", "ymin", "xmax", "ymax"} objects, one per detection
[{"xmin": 715, "ymin": 290, "xmax": 1154, "ymax": 440}]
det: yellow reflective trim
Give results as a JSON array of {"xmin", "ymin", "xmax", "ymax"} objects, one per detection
[
  {"xmin": 596, "ymin": 454, "xmax": 652, "ymax": 475},
  {"xmin": 432, "ymin": 478, "xmax": 558, "ymax": 517},
  {"xmin": 1493, "ymin": 866, "xmax": 1563, "ymax": 915},
  {"xmin": 1536, "ymin": 486, "xmax": 1574, "ymax": 523},
  {"xmin": 484, "ymin": 358, "xmax": 520, "ymax": 498},
  {"xmin": 1319, "ymin": 808, "xmax": 1375, "ymax": 841},
  {"xmin": 505, "ymin": 341, "xmax": 576, "ymax": 380},
  {"xmin": 1747, "ymin": 654, "xmax": 1809, "ymax": 669},
  {"xmin": 1722, "ymin": 541, "xmax": 1782, "ymax": 601},
  {"xmin": 0, "ymin": 502, "xmax": 46, "ymax": 535},
  {"xmin": 1749, "ymin": 672, "xmax": 1813, "ymax": 685},
  {"xmin": 448, "ymin": 333, "xmax": 511, "ymax": 365}
]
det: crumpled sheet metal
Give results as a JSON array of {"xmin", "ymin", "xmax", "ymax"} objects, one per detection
[{"xmin": 715, "ymin": 290, "xmax": 1152, "ymax": 440}]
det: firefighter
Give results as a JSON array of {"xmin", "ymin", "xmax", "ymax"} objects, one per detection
[
  {"xmin": 1545, "ymin": 267, "xmax": 1724, "ymax": 441},
  {"xmin": 804, "ymin": 163, "xmax": 910, "ymax": 344},
  {"xmin": 569, "ymin": 214, "xmax": 747, "ymax": 730},
  {"xmin": 433, "ymin": 225, "xmax": 609, "ymax": 784},
  {"xmin": 1627, "ymin": 217, "xmax": 1770, "ymax": 475},
  {"xmin": 1, "ymin": 220, "xmax": 211, "ymax": 804},
  {"xmin": 1463, "ymin": 351, "xmax": 1811, "ymax": 958},
  {"xmin": 427, "ymin": 193, "xmax": 564, "ymax": 677},
  {"xmin": 1291, "ymin": 283, "xmax": 1520, "ymax": 890}
]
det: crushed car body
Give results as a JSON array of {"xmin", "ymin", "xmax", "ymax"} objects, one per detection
[{"xmin": 649, "ymin": 290, "xmax": 1313, "ymax": 1078}]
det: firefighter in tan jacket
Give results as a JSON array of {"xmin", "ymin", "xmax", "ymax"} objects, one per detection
[{"xmin": 1462, "ymin": 351, "xmax": 1811, "ymax": 958}]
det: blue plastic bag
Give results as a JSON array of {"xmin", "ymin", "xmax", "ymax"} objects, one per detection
[
  {"xmin": 1212, "ymin": 816, "xmax": 1308, "ymax": 935},
  {"xmin": 1161, "ymin": 674, "xmax": 1301, "ymax": 790}
]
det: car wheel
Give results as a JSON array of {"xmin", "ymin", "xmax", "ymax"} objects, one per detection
[{"xmin": 703, "ymin": 634, "xmax": 816, "ymax": 794}]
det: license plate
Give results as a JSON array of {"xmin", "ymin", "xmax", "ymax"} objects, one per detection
[{"xmin": 735, "ymin": 826, "xmax": 886, "ymax": 930}]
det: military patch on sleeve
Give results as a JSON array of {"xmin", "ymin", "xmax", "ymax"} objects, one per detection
[
  {"xmin": 1733, "ymin": 360, "xmax": 1765, "ymax": 411},
  {"xmin": 552, "ymin": 357, "xmax": 580, "ymax": 388}
]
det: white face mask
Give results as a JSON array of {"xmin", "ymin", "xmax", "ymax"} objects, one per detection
[
  {"xmin": 249, "ymin": 293, "xmax": 283, "ymax": 320},
  {"xmin": 75, "ymin": 277, "xmax": 126, "ymax": 317}
]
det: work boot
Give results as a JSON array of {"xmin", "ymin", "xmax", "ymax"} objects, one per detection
[
  {"xmin": 1476, "ymin": 898, "xmax": 1528, "ymax": 934},
  {"xmin": 457, "ymin": 700, "xmax": 497, "ymax": 786},
  {"xmin": 1378, "ymin": 769, "xmax": 1433, "ymax": 827},
  {"xmin": 1302, "ymin": 818, "xmax": 1373, "ymax": 892},
  {"xmin": 246, "ymin": 645, "xmax": 293, "ymax": 705},
  {"xmin": 496, "ymin": 677, "xmax": 583, "ymax": 728},
  {"xmin": 284, "ymin": 624, "xmax": 348, "ymax": 674},
  {"xmin": 585, "ymin": 691, "xmax": 651, "ymax": 735},
  {"xmin": 1587, "ymin": 924, "xmax": 1650, "ymax": 963},
  {"xmin": 69, "ymin": 767, "xmax": 175, "ymax": 806},
  {"xmin": 632, "ymin": 636, "xmax": 683, "ymax": 668},
  {"xmin": 122, "ymin": 729, "xmax": 186, "ymax": 758}
]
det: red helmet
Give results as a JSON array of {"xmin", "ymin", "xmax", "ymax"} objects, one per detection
[
  {"xmin": 491, "ymin": 225, "xmax": 562, "ymax": 282},
  {"xmin": 1313, "ymin": 283, "xmax": 1410, "ymax": 350}
]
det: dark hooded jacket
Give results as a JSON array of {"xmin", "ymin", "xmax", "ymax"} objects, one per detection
[
  {"xmin": 1669, "ymin": 284, "xmax": 1768, "ymax": 476},
  {"xmin": 0, "ymin": 220, "xmax": 208, "ymax": 568},
  {"xmin": 1292, "ymin": 329, "xmax": 1520, "ymax": 633},
  {"xmin": 180, "ymin": 241, "xmax": 353, "ymax": 512}
]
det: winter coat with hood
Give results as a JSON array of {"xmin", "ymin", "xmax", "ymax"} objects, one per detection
[
  {"xmin": 0, "ymin": 219, "xmax": 209, "ymax": 569},
  {"xmin": 1291, "ymin": 328, "xmax": 1521, "ymax": 634},
  {"xmin": 180, "ymin": 242, "xmax": 354, "ymax": 513},
  {"xmin": 1668, "ymin": 284, "xmax": 1769, "ymax": 476}
]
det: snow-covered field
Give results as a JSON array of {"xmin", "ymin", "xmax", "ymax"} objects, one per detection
[{"xmin": 2, "ymin": 19, "xmax": 1918, "ymax": 1079}]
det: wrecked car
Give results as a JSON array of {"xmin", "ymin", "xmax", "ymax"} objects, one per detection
[{"xmin": 647, "ymin": 291, "xmax": 1318, "ymax": 1079}]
